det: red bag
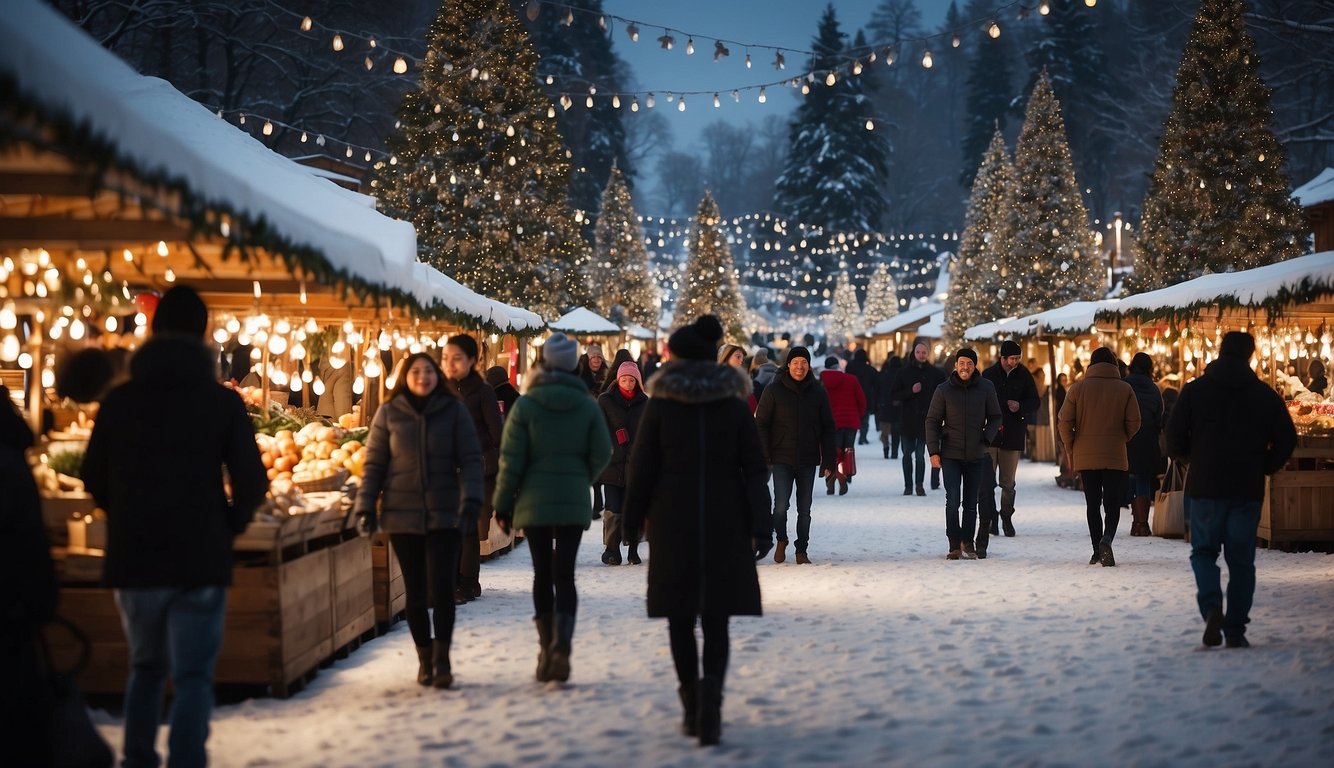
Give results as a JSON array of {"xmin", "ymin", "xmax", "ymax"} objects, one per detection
[{"xmin": 838, "ymin": 446, "xmax": 857, "ymax": 477}]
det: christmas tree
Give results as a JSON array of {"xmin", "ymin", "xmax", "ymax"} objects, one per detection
[
  {"xmin": 827, "ymin": 271, "xmax": 864, "ymax": 347},
  {"xmin": 945, "ymin": 129, "xmax": 1015, "ymax": 349},
  {"xmin": 1005, "ymin": 71, "xmax": 1102, "ymax": 316},
  {"xmin": 1129, "ymin": 0, "xmax": 1307, "ymax": 293},
  {"xmin": 591, "ymin": 166, "xmax": 657, "ymax": 329},
  {"xmin": 863, "ymin": 262, "xmax": 901, "ymax": 327},
  {"xmin": 375, "ymin": 0, "xmax": 590, "ymax": 320},
  {"xmin": 674, "ymin": 193, "xmax": 747, "ymax": 341}
]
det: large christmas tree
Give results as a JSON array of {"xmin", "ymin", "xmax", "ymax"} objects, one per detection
[
  {"xmin": 827, "ymin": 271, "xmax": 864, "ymax": 347},
  {"xmin": 1129, "ymin": 0, "xmax": 1307, "ymax": 293},
  {"xmin": 945, "ymin": 129, "xmax": 1015, "ymax": 349},
  {"xmin": 591, "ymin": 166, "xmax": 657, "ymax": 329},
  {"xmin": 1006, "ymin": 71, "xmax": 1102, "ymax": 316},
  {"xmin": 375, "ymin": 0, "xmax": 589, "ymax": 320},
  {"xmin": 674, "ymin": 193, "xmax": 747, "ymax": 341},
  {"xmin": 863, "ymin": 262, "xmax": 901, "ymax": 327}
]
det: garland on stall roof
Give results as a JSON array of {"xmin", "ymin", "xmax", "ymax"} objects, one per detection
[
  {"xmin": 1094, "ymin": 276, "xmax": 1334, "ymax": 327},
  {"xmin": 0, "ymin": 75, "xmax": 539, "ymax": 335}
]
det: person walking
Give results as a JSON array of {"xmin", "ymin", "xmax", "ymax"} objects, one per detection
[
  {"xmin": 980, "ymin": 339, "xmax": 1040, "ymax": 536},
  {"xmin": 845, "ymin": 348, "xmax": 879, "ymax": 446},
  {"xmin": 82, "ymin": 286, "xmax": 269, "ymax": 768},
  {"xmin": 719, "ymin": 343, "xmax": 757, "ymax": 413},
  {"xmin": 876, "ymin": 355, "xmax": 903, "ymax": 460},
  {"xmin": 1166, "ymin": 332, "xmax": 1296, "ymax": 648},
  {"xmin": 484, "ymin": 365, "xmax": 520, "ymax": 418},
  {"xmin": 624, "ymin": 315, "xmax": 772, "ymax": 746},
  {"xmin": 924, "ymin": 348, "xmax": 1001, "ymax": 560},
  {"xmin": 755, "ymin": 346, "xmax": 835, "ymax": 564},
  {"xmin": 1124, "ymin": 353, "xmax": 1165, "ymax": 536},
  {"xmin": 354, "ymin": 352, "xmax": 484, "ymax": 688},
  {"xmin": 493, "ymin": 333, "xmax": 611, "ymax": 683},
  {"xmin": 597, "ymin": 360, "xmax": 648, "ymax": 565},
  {"xmin": 891, "ymin": 340, "xmax": 947, "ymax": 496},
  {"xmin": 819, "ymin": 355, "xmax": 866, "ymax": 495},
  {"xmin": 577, "ymin": 343, "xmax": 610, "ymax": 394},
  {"xmin": 1057, "ymin": 347, "xmax": 1141, "ymax": 567},
  {"xmin": 442, "ymin": 335, "xmax": 503, "ymax": 606}
]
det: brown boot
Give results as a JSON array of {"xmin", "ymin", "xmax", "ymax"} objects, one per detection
[{"xmin": 1131, "ymin": 497, "xmax": 1152, "ymax": 536}]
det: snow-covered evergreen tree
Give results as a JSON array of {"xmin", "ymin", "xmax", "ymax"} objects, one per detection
[
  {"xmin": 1005, "ymin": 71, "xmax": 1101, "ymax": 316},
  {"xmin": 863, "ymin": 262, "xmax": 901, "ymax": 327},
  {"xmin": 945, "ymin": 129, "xmax": 1015, "ymax": 349},
  {"xmin": 591, "ymin": 166, "xmax": 657, "ymax": 329},
  {"xmin": 375, "ymin": 0, "xmax": 589, "ymax": 320},
  {"xmin": 674, "ymin": 193, "xmax": 747, "ymax": 340},
  {"xmin": 827, "ymin": 271, "xmax": 864, "ymax": 346},
  {"xmin": 1129, "ymin": 0, "xmax": 1307, "ymax": 293}
]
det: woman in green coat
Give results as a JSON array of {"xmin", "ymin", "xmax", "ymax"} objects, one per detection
[{"xmin": 494, "ymin": 332, "xmax": 611, "ymax": 684}]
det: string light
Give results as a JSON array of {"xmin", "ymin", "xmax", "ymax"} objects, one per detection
[
  {"xmin": 922, "ymin": 49, "xmax": 933, "ymax": 69},
  {"xmin": 332, "ymin": 33, "xmax": 343, "ymax": 51}
]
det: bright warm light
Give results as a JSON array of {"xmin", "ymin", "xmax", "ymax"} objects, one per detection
[
  {"xmin": 921, "ymin": 50, "xmax": 933, "ymax": 69},
  {"xmin": 393, "ymin": 56, "xmax": 408, "ymax": 74},
  {"xmin": 332, "ymin": 34, "xmax": 344, "ymax": 51},
  {"xmin": 988, "ymin": 22, "xmax": 1000, "ymax": 39}
]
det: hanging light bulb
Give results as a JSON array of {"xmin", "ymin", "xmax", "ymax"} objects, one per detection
[
  {"xmin": 1085, "ymin": 0, "xmax": 1097, "ymax": 6},
  {"xmin": 825, "ymin": 71, "xmax": 836, "ymax": 86},
  {"xmin": 1039, "ymin": 1, "xmax": 1051, "ymax": 15},
  {"xmin": 951, "ymin": 33, "xmax": 960, "ymax": 48},
  {"xmin": 0, "ymin": 334, "xmax": 19, "ymax": 363},
  {"xmin": 0, "ymin": 301, "xmax": 15, "ymax": 330},
  {"xmin": 630, "ymin": 97, "xmax": 639, "ymax": 112},
  {"xmin": 758, "ymin": 87, "xmax": 767, "ymax": 103},
  {"xmin": 921, "ymin": 49, "xmax": 933, "ymax": 69},
  {"xmin": 646, "ymin": 93, "xmax": 655, "ymax": 108},
  {"xmin": 989, "ymin": 21, "xmax": 1001, "ymax": 39},
  {"xmin": 332, "ymin": 34, "xmax": 344, "ymax": 51},
  {"xmin": 865, "ymin": 119, "xmax": 875, "ymax": 131},
  {"xmin": 745, "ymin": 52, "xmax": 752, "ymax": 68},
  {"xmin": 678, "ymin": 97, "xmax": 686, "ymax": 112},
  {"xmin": 713, "ymin": 93, "xmax": 721, "ymax": 108},
  {"xmin": 262, "ymin": 120, "xmax": 274, "ymax": 135},
  {"xmin": 774, "ymin": 51, "xmax": 785, "ymax": 69},
  {"xmin": 658, "ymin": 33, "xmax": 674, "ymax": 50},
  {"xmin": 300, "ymin": 16, "xmax": 312, "ymax": 31},
  {"xmin": 352, "ymin": 376, "xmax": 365, "ymax": 395},
  {"xmin": 364, "ymin": 358, "xmax": 383, "ymax": 378},
  {"xmin": 364, "ymin": 56, "xmax": 373, "ymax": 71},
  {"xmin": 852, "ymin": 60, "xmax": 863, "ymax": 76},
  {"xmin": 612, "ymin": 94, "xmax": 621, "ymax": 108},
  {"xmin": 627, "ymin": 23, "xmax": 639, "ymax": 42}
]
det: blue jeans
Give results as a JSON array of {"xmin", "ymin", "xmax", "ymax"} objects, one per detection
[
  {"xmin": 115, "ymin": 586, "xmax": 227, "ymax": 768},
  {"xmin": 1187, "ymin": 497, "xmax": 1261, "ymax": 640},
  {"xmin": 900, "ymin": 435, "xmax": 927, "ymax": 490},
  {"xmin": 771, "ymin": 464, "xmax": 817, "ymax": 552},
  {"xmin": 941, "ymin": 457, "xmax": 982, "ymax": 548},
  {"xmin": 1129, "ymin": 473, "xmax": 1153, "ymax": 500}
]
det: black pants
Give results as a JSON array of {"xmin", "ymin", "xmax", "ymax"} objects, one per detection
[
  {"xmin": 858, "ymin": 412, "xmax": 871, "ymax": 443},
  {"xmin": 526, "ymin": 526, "xmax": 583, "ymax": 616},
  {"xmin": 1080, "ymin": 469, "xmax": 1126, "ymax": 551},
  {"xmin": 668, "ymin": 614, "xmax": 730, "ymax": 686},
  {"xmin": 391, "ymin": 530, "xmax": 463, "ymax": 647},
  {"xmin": 458, "ymin": 475, "xmax": 496, "ymax": 594}
]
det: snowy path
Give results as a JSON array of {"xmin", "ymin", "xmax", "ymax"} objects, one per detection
[{"xmin": 95, "ymin": 457, "xmax": 1334, "ymax": 767}]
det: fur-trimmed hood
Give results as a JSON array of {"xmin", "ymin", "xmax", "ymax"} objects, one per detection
[{"xmin": 647, "ymin": 360, "xmax": 751, "ymax": 404}]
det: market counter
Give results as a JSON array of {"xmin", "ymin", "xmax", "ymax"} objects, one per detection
[{"xmin": 1260, "ymin": 437, "xmax": 1334, "ymax": 549}]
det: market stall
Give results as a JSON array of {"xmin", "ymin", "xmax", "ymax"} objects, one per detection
[
  {"xmin": 547, "ymin": 306, "xmax": 623, "ymax": 362},
  {"xmin": 862, "ymin": 300, "xmax": 943, "ymax": 364}
]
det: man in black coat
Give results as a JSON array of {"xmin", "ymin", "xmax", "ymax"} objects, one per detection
[
  {"xmin": 891, "ymin": 339, "xmax": 947, "ymax": 496},
  {"xmin": 980, "ymin": 339, "xmax": 1040, "ymax": 536},
  {"xmin": 755, "ymin": 346, "xmax": 836, "ymax": 565},
  {"xmin": 845, "ymin": 348, "xmax": 878, "ymax": 445},
  {"xmin": 82, "ymin": 286, "xmax": 268, "ymax": 768},
  {"xmin": 444, "ymin": 335, "xmax": 504, "ymax": 604},
  {"xmin": 925, "ymin": 348, "xmax": 1002, "ymax": 560},
  {"xmin": 875, "ymin": 356, "xmax": 903, "ymax": 460},
  {"xmin": 1166, "ymin": 332, "xmax": 1296, "ymax": 649}
]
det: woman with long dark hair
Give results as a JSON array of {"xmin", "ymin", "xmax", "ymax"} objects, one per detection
[{"xmin": 354, "ymin": 353, "xmax": 484, "ymax": 688}]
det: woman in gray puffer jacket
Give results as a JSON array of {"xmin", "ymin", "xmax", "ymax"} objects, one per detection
[{"xmin": 355, "ymin": 352, "xmax": 484, "ymax": 689}]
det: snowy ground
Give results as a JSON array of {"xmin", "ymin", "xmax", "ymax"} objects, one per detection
[{"xmin": 93, "ymin": 457, "xmax": 1334, "ymax": 767}]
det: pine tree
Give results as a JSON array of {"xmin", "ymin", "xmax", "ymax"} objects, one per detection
[
  {"xmin": 827, "ymin": 271, "xmax": 864, "ymax": 346},
  {"xmin": 674, "ymin": 193, "xmax": 747, "ymax": 341},
  {"xmin": 1006, "ymin": 71, "xmax": 1102, "ymax": 316},
  {"xmin": 945, "ymin": 129, "xmax": 1015, "ymax": 349},
  {"xmin": 1129, "ymin": 0, "xmax": 1307, "ymax": 293},
  {"xmin": 375, "ymin": 0, "xmax": 589, "ymax": 320},
  {"xmin": 863, "ymin": 262, "xmax": 901, "ymax": 326},
  {"xmin": 591, "ymin": 166, "xmax": 657, "ymax": 329},
  {"xmin": 960, "ymin": 22, "xmax": 1013, "ymax": 188}
]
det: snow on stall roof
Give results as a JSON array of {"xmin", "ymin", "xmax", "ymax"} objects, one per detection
[
  {"xmin": 916, "ymin": 312, "xmax": 946, "ymax": 338},
  {"xmin": 1292, "ymin": 167, "xmax": 1334, "ymax": 207},
  {"xmin": 868, "ymin": 301, "xmax": 944, "ymax": 336},
  {"xmin": 971, "ymin": 300, "xmax": 1121, "ymax": 340},
  {"xmin": 623, "ymin": 323, "xmax": 656, "ymax": 340},
  {"xmin": 963, "ymin": 317, "xmax": 1016, "ymax": 341},
  {"xmin": 549, "ymin": 306, "xmax": 621, "ymax": 334}
]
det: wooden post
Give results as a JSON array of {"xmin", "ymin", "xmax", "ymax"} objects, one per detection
[{"xmin": 26, "ymin": 314, "xmax": 44, "ymax": 436}]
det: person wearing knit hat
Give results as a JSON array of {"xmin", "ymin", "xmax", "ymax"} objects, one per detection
[
  {"xmin": 595, "ymin": 360, "xmax": 649, "ymax": 566},
  {"xmin": 484, "ymin": 366, "xmax": 520, "ymax": 418},
  {"xmin": 750, "ymin": 348, "xmax": 779, "ymax": 405},
  {"xmin": 890, "ymin": 339, "xmax": 947, "ymax": 496},
  {"xmin": 576, "ymin": 342, "xmax": 610, "ymax": 394},
  {"xmin": 542, "ymin": 332, "xmax": 579, "ymax": 373},
  {"xmin": 925, "ymin": 346, "xmax": 1001, "ymax": 560},
  {"xmin": 668, "ymin": 315, "xmax": 725, "ymax": 361},
  {"xmin": 981, "ymin": 338, "xmax": 1040, "ymax": 539},
  {"xmin": 755, "ymin": 343, "xmax": 836, "ymax": 564}
]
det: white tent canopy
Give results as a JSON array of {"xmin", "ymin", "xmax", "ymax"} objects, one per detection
[{"xmin": 548, "ymin": 307, "xmax": 621, "ymax": 335}]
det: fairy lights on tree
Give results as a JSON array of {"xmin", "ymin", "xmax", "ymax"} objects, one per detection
[
  {"xmin": 945, "ymin": 129, "xmax": 1016, "ymax": 349},
  {"xmin": 673, "ymin": 193, "xmax": 747, "ymax": 340}
]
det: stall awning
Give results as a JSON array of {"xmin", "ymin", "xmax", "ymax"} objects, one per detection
[{"xmin": 549, "ymin": 307, "xmax": 621, "ymax": 335}]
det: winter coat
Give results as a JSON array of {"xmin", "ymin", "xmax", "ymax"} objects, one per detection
[
  {"xmin": 493, "ymin": 381, "xmax": 520, "ymax": 419},
  {"xmin": 597, "ymin": 386, "xmax": 648, "ymax": 487},
  {"xmin": 624, "ymin": 361, "xmax": 770, "ymax": 618},
  {"xmin": 1165, "ymin": 356, "xmax": 1297, "ymax": 502},
  {"xmin": 578, "ymin": 360, "xmax": 610, "ymax": 395},
  {"xmin": 891, "ymin": 360, "xmax": 947, "ymax": 439},
  {"xmin": 447, "ymin": 370, "xmax": 503, "ymax": 477},
  {"xmin": 493, "ymin": 370, "xmax": 612, "ymax": 530},
  {"xmin": 875, "ymin": 359, "xmax": 903, "ymax": 424},
  {"xmin": 752, "ymin": 361, "xmax": 779, "ymax": 403},
  {"xmin": 316, "ymin": 357, "xmax": 354, "ymax": 417},
  {"xmin": 1124, "ymin": 372, "xmax": 1164, "ymax": 478},
  {"xmin": 355, "ymin": 391, "xmax": 484, "ymax": 534},
  {"xmin": 845, "ymin": 351, "xmax": 878, "ymax": 417},
  {"xmin": 83, "ymin": 336, "xmax": 268, "ymax": 588},
  {"xmin": 754, "ymin": 369, "xmax": 837, "ymax": 471},
  {"xmin": 820, "ymin": 368, "xmax": 868, "ymax": 430},
  {"xmin": 924, "ymin": 372, "xmax": 1002, "ymax": 461},
  {"xmin": 981, "ymin": 362, "xmax": 1040, "ymax": 451},
  {"xmin": 1057, "ymin": 362, "xmax": 1141, "ymax": 472},
  {"xmin": 1, "ymin": 411, "xmax": 55, "ymax": 638}
]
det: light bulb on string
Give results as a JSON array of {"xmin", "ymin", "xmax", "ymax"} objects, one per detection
[
  {"xmin": 989, "ymin": 21, "xmax": 1000, "ymax": 38},
  {"xmin": 745, "ymin": 52, "xmax": 752, "ymax": 68},
  {"xmin": 1085, "ymin": 0, "xmax": 1097, "ymax": 6},
  {"xmin": 951, "ymin": 33, "xmax": 960, "ymax": 48},
  {"xmin": 678, "ymin": 96, "xmax": 686, "ymax": 112},
  {"xmin": 332, "ymin": 34, "xmax": 344, "ymax": 51},
  {"xmin": 825, "ymin": 71, "xmax": 836, "ymax": 86},
  {"xmin": 921, "ymin": 49, "xmax": 933, "ymax": 68},
  {"xmin": 646, "ymin": 93, "xmax": 655, "ymax": 108},
  {"xmin": 865, "ymin": 119, "xmax": 874, "ymax": 131},
  {"xmin": 713, "ymin": 93, "xmax": 720, "ymax": 108},
  {"xmin": 1039, "ymin": 1, "xmax": 1050, "ymax": 15},
  {"xmin": 757, "ymin": 87, "xmax": 766, "ymax": 103},
  {"xmin": 686, "ymin": 38, "xmax": 695, "ymax": 55},
  {"xmin": 627, "ymin": 24, "xmax": 639, "ymax": 42},
  {"xmin": 300, "ymin": 16, "xmax": 312, "ymax": 31},
  {"xmin": 393, "ymin": 56, "xmax": 408, "ymax": 74}
]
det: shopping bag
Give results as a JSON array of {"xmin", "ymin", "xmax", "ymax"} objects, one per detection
[
  {"xmin": 838, "ymin": 446, "xmax": 857, "ymax": 478},
  {"xmin": 1153, "ymin": 459, "xmax": 1188, "ymax": 538}
]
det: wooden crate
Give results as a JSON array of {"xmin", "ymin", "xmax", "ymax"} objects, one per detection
[
  {"xmin": 370, "ymin": 533, "xmax": 405, "ymax": 626},
  {"xmin": 1261, "ymin": 465, "xmax": 1334, "ymax": 548},
  {"xmin": 329, "ymin": 536, "xmax": 375, "ymax": 651},
  {"xmin": 42, "ymin": 587, "xmax": 128, "ymax": 695}
]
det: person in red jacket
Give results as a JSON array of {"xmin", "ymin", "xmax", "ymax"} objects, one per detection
[{"xmin": 820, "ymin": 356, "xmax": 867, "ymax": 495}]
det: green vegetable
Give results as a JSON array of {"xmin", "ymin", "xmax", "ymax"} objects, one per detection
[{"xmin": 48, "ymin": 449, "xmax": 85, "ymax": 479}]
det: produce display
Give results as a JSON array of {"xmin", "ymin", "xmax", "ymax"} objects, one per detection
[
  {"xmin": 255, "ymin": 423, "xmax": 367, "ymax": 485},
  {"xmin": 1287, "ymin": 396, "xmax": 1334, "ymax": 436}
]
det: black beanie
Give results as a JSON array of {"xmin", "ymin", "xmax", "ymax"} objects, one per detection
[
  {"xmin": 824, "ymin": 355, "xmax": 841, "ymax": 369},
  {"xmin": 1000, "ymin": 339, "xmax": 1022, "ymax": 357},
  {"xmin": 956, "ymin": 348, "xmax": 978, "ymax": 365},
  {"xmin": 786, "ymin": 346, "xmax": 811, "ymax": 366},
  {"xmin": 668, "ymin": 315, "xmax": 725, "ymax": 361},
  {"xmin": 152, "ymin": 286, "xmax": 208, "ymax": 338}
]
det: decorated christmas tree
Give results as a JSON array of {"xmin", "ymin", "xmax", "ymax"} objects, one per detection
[
  {"xmin": 673, "ymin": 193, "xmax": 747, "ymax": 341},
  {"xmin": 591, "ymin": 166, "xmax": 657, "ymax": 329},
  {"xmin": 1129, "ymin": 0, "xmax": 1307, "ymax": 293},
  {"xmin": 863, "ymin": 262, "xmax": 901, "ymax": 327},
  {"xmin": 945, "ymin": 129, "xmax": 1015, "ymax": 349},
  {"xmin": 374, "ymin": 0, "xmax": 590, "ymax": 320},
  {"xmin": 1005, "ymin": 71, "xmax": 1102, "ymax": 316},
  {"xmin": 827, "ymin": 271, "xmax": 864, "ymax": 347}
]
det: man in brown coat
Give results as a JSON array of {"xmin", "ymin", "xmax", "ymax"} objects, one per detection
[{"xmin": 1058, "ymin": 347, "xmax": 1142, "ymax": 566}]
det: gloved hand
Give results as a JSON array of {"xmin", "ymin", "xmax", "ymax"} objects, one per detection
[
  {"xmin": 355, "ymin": 511, "xmax": 378, "ymax": 537},
  {"xmin": 752, "ymin": 536, "xmax": 773, "ymax": 562},
  {"xmin": 495, "ymin": 510, "xmax": 512, "ymax": 534}
]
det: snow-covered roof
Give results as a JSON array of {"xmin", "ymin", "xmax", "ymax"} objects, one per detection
[
  {"xmin": 916, "ymin": 312, "xmax": 946, "ymax": 339},
  {"xmin": 1293, "ymin": 168, "xmax": 1334, "ymax": 208},
  {"xmin": 867, "ymin": 301, "xmax": 944, "ymax": 336},
  {"xmin": 967, "ymin": 300, "xmax": 1119, "ymax": 340},
  {"xmin": 549, "ymin": 307, "xmax": 621, "ymax": 334},
  {"xmin": 623, "ymin": 323, "xmax": 656, "ymax": 340}
]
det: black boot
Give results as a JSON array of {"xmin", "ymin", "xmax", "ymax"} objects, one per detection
[
  {"xmin": 697, "ymin": 676, "xmax": 722, "ymax": 746},
  {"xmin": 533, "ymin": 614, "xmax": 553, "ymax": 682},
  {"xmin": 678, "ymin": 680, "xmax": 699, "ymax": 737},
  {"xmin": 989, "ymin": 517, "xmax": 1000, "ymax": 536},
  {"xmin": 431, "ymin": 639, "xmax": 453, "ymax": 689},
  {"xmin": 884, "ymin": 445, "xmax": 890, "ymax": 459},
  {"xmin": 975, "ymin": 519, "xmax": 990, "ymax": 559},
  {"xmin": 415, "ymin": 645, "xmax": 433, "ymax": 686},
  {"xmin": 548, "ymin": 613, "xmax": 576, "ymax": 683},
  {"xmin": 825, "ymin": 475, "xmax": 836, "ymax": 495},
  {"xmin": 626, "ymin": 544, "xmax": 642, "ymax": 565},
  {"xmin": 601, "ymin": 545, "xmax": 622, "ymax": 566},
  {"xmin": 1000, "ymin": 511, "xmax": 1016, "ymax": 537}
]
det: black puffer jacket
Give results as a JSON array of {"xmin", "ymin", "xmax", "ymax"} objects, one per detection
[
  {"xmin": 83, "ymin": 335, "xmax": 268, "ymax": 588},
  {"xmin": 891, "ymin": 359, "xmax": 947, "ymax": 439},
  {"xmin": 754, "ymin": 369, "xmax": 836, "ymax": 470},
  {"xmin": 1124, "ymin": 372, "xmax": 1164, "ymax": 478},
  {"xmin": 845, "ymin": 350, "xmax": 878, "ymax": 417},
  {"xmin": 448, "ymin": 370, "xmax": 503, "ymax": 477},
  {"xmin": 875, "ymin": 358, "xmax": 902, "ymax": 424},
  {"xmin": 355, "ymin": 392, "xmax": 484, "ymax": 533},
  {"xmin": 597, "ymin": 386, "xmax": 648, "ymax": 486},
  {"xmin": 980, "ymin": 362, "xmax": 1040, "ymax": 451},
  {"xmin": 1166, "ymin": 357, "xmax": 1297, "ymax": 502},
  {"xmin": 925, "ymin": 372, "xmax": 1002, "ymax": 461}
]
